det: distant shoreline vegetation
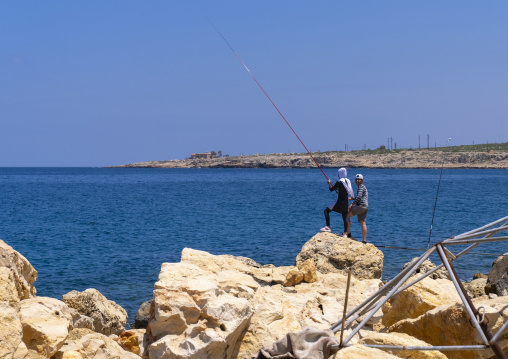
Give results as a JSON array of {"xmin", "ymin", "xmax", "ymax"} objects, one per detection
[{"xmin": 110, "ymin": 142, "xmax": 508, "ymax": 169}]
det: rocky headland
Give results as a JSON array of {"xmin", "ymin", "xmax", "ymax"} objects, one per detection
[
  {"xmin": 2, "ymin": 232, "xmax": 508, "ymax": 359},
  {"xmin": 109, "ymin": 146, "xmax": 508, "ymax": 169}
]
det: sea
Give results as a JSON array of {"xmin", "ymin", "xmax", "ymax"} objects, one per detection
[{"xmin": 1, "ymin": 167, "xmax": 506, "ymax": 327}]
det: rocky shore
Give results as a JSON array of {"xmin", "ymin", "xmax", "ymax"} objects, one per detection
[
  {"xmin": 109, "ymin": 148, "xmax": 508, "ymax": 169},
  {"xmin": 2, "ymin": 233, "xmax": 508, "ymax": 359}
]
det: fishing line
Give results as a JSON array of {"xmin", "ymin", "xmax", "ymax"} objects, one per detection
[
  {"xmin": 427, "ymin": 138, "xmax": 452, "ymax": 248},
  {"xmin": 208, "ymin": 19, "xmax": 330, "ymax": 181}
]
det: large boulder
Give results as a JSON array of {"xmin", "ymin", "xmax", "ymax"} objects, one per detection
[
  {"xmin": 295, "ymin": 232, "xmax": 384, "ymax": 279},
  {"xmin": 360, "ymin": 332, "xmax": 447, "ymax": 359},
  {"xmin": 0, "ymin": 239, "xmax": 37, "ymax": 299},
  {"xmin": 168, "ymin": 248, "xmax": 383, "ymax": 359},
  {"xmin": 53, "ymin": 331, "xmax": 141, "ymax": 359},
  {"xmin": 389, "ymin": 296, "xmax": 508, "ymax": 359},
  {"xmin": 382, "ymin": 277, "xmax": 460, "ymax": 327},
  {"xmin": 19, "ymin": 297, "xmax": 74, "ymax": 358},
  {"xmin": 0, "ymin": 267, "xmax": 28, "ymax": 359},
  {"xmin": 486, "ymin": 253, "xmax": 508, "ymax": 296},
  {"xmin": 147, "ymin": 262, "xmax": 252, "ymax": 359},
  {"xmin": 62, "ymin": 288, "xmax": 127, "ymax": 336}
]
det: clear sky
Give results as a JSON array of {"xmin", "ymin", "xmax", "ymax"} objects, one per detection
[{"xmin": 1, "ymin": 1, "xmax": 507, "ymax": 166}]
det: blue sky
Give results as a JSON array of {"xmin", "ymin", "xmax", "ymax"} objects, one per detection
[{"xmin": 1, "ymin": 1, "xmax": 507, "ymax": 166}]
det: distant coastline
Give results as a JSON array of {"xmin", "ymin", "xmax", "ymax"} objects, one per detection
[{"xmin": 109, "ymin": 143, "xmax": 508, "ymax": 169}]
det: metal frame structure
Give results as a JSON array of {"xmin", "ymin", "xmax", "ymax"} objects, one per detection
[{"xmin": 329, "ymin": 215, "xmax": 508, "ymax": 358}]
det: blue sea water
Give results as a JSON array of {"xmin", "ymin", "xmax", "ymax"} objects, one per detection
[{"xmin": 0, "ymin": 167, "xmax": 507, "ymax": 327}]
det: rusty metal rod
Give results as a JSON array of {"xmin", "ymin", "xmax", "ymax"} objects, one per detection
[{"xmin": 339, "ymin": 268, "xmax": 352, "ymax": 347}]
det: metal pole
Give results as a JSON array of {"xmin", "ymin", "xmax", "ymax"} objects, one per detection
[
  {"xmin": 446, "ymin": 224, "xmax": 508, "ymax": 242},
  {"xmin": 393, "ymin": 242, "xmax": 480, "ymax": 296},
  {"xmin": 491, "ymin": 317, "xmax": 508, "ymax": 343},
  {"xmin": 339, "ymin": 268, "xmax": 352, "ymax": 347},
  {"xmin": 443, "ymin": 236, "xmax": 508, "ymax": 246},
  {"xmin": 330, "ymin": 249, "xmax": 426, "ymax": 331},
  {"xmin": 436, "ymin": 245, "xmax": 490, "ymax": 345},
  {"xmin": 451, "ymin": 216, "xmax": 508, "ymax": 239},
  {"xmin": 341, "ymin": 248, "xmax": 435, "ymax": 343},
  {"xmin": 360, "ymin": 344, "xmax": 487, "ymax": 351},
  {"xmin": 438, "ymin": 245, "xmax": 508, "ymax": 359}
]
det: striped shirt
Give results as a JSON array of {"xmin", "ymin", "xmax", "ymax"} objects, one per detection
[{"xmin": 352, "ymin": 184, "xmax": 368, "ymax": 208}]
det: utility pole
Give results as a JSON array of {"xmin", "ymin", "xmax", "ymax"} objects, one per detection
[
  {"xmin": 395, "ymin": 142, "xmax": 397, "ymax": 150},
  {"xmin": 387, "ymin": 138, "xmax": 390, "ymax": 150},
  {"xmin": 419, "ymin": 135, "xmax": 421, "ymax": 149},
  {"xmin": 427, "ymin": 134, "xmax": 430, "ymax": 149},
  {"xmin": 390, "ymin": 137, "xmax": 393, "ymax": 151}
]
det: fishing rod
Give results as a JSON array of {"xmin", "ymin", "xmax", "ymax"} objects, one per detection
[
  {"xmin": 208, "ymin": 19, "xmax": 330, "ymax": 181},
  {"xmin": 427, "ymin": 137, "xmax": 452, "ymax": 248}
]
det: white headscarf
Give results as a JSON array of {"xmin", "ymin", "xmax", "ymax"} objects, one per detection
[{"xmin": 338, "ymin": 168, "xmax": 354, "ymax": 198}]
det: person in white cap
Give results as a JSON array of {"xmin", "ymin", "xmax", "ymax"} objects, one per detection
[
  {"xmin": 347, "ymin": 174, "xmax": 369, "ymax": 243},
  {"xmin": 320, "ymin": 168, "xmax": 354, "ymax": 235}
]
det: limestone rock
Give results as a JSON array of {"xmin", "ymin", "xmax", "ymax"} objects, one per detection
[
  {"xmin": 487, "ymin": 253, "xmax": 508, "ymax": 296},
  {"xmin": 473, "ymin": 273, "xmax": 488, "ymax": 280},
  {"xmin": 295, "ymin": 232, "xmax": 384, "ymax": 279},
  {"xmin": 132, "ymin": 299, "xmax": 153, "ymax": 329},
  {"xmin": 62, "ymin": 288, "xmax": 127, "ymax": 335},
  {"xmin": 464, "ymin": 278, "xmax": 487, "ymax": 298},
  {"xmin": 147, "ymin": 262, "xmax": 252, "ymax": 359},
  {"xmin": 360, "ymin": 332, "xmax": 447, "ymax": 359},
  {"xmin": 53, "ymin": 332, "xmax": 140, "ymax": 359},
  {"xmin": 236, "ymin": 273, "xmax": 383, "ymax": 358},
  {"xmin": 0, "ymin": 239, "xmax": 37, "ymax": 299},
  {"xmin": 333, "ymin": 344, "xmax": 401, "ymax": 358},
  {"xmin": 297, "ymin": 258, "xmax": 318, "ymax": 283},
  {"xmin": 400, "ymin": 258, "xmax": 450, "ymax": 280},
  {"xmin": 389, "ymin": 296, "xmax": 508, "ymax": 359},
  {"xmin": 216, "ymin": 270, "xmax": 260, "ymax": 300},
  {"xmin": 283, "ymin": 269, "xmax": 304, "ymax": 287},
  {"xmin": 115, "ymin": 329, "xmax": 146, "ymax": 357},
  {"xmin": 181, "ymin": 248, "xmax": 290, "ymax": 285},
  {"xmin": 382, "ymin": 277, "xmax": 460, "ymax": 327},
  {"xmin": 19, "ymin": 297, "xmax": 73, "ymax": 358},
  {"xmin": 0, "ymin": 267, "xmax": 26, "ymax": 359}
]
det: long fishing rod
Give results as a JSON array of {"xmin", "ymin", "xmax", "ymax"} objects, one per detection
[
  {"xmin": 427, "ymin": 137, "xmax": 452, "ymax": 248},
  {"xmin": 208, "ymin": 20, "xmax": 330, "ymax": 181}
]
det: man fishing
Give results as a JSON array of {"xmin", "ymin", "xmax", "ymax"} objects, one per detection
[
  {"xmin": 347, "ymin": 174, "xmax": 369, "ymax": 243},
  {"xmin": 321, "ymin": 168, "xmax": 354, "ymax": 236}
]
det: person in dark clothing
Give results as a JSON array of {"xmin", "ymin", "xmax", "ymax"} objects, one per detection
[{"xmin": 320, "ymin": 168, "xmax": 353, "ymax": 235}]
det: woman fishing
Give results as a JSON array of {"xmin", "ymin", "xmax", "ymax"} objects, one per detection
[{"xmin": 321, "ymin": 168, "xmax": 354, "ymax": 236}]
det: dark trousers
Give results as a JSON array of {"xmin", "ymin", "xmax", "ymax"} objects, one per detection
[{"xmin": 324, "ymin": 207, "xmax": 348, "ymax": 233}]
